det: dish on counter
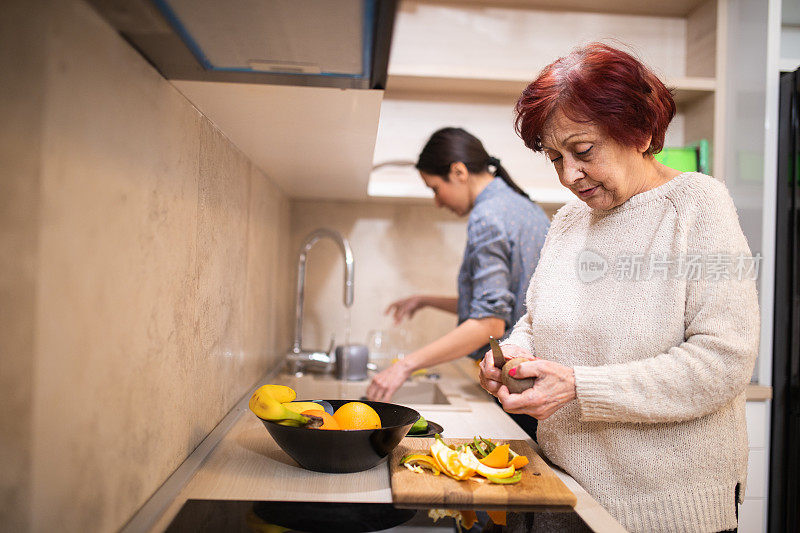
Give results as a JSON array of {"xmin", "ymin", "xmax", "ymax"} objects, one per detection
[
  {"xmin": 259, "ymin": 399, "xmax": 419, "ymax": 473},
  {"xmin": 405, "ymin": 420, "xmax": 443, "ymax": 438}
]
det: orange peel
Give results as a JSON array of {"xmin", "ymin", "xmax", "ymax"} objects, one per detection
[
  {"xmin": 458, "ymin": 447, "xmax": 516, "ymax": 479},
  {"xmin": 480, "ymin": 444, "xmax": 510, "ymax": 468}
]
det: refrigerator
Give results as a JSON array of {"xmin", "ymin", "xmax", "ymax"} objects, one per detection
[{"xmin": 769, "ymin": 67, "xmax": 800, "ymax": 533}]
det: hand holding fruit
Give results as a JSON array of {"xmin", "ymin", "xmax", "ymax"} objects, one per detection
[
  {"xmin": 495, "ymin": 359, "xmax": 577, "ymax": 420},
  {"xmin": 478, "ymin": 343, "xmax": 536, "ymax": 397}
]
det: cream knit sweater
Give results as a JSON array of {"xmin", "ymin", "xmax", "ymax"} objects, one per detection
[{"xmin": 506, "ymin": 172, "xmax": 759, "ymax": 533}]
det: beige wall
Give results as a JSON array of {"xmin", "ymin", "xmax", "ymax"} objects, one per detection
[
  {"xmin": 0, "ymin": 1, "xmax": 47, "ymax": 531},
  {"xmin": 1, "ymin": 1, "xmax": 292, "ymax": 531}
]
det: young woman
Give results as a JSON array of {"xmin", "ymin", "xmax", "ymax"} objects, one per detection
[{"xmin": 366, "ymin": 128, "xmax": 550, "ymax": 413}]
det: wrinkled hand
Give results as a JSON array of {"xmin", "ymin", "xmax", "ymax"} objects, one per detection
[
  {"xmin": 496, "ymin": 359, "xmax": 576, "ymax": 420},
  {"xmin": 384, "ymin": 296, "xmax": 425, "ymax": 325},
  {"xmin": 478, "ymin": 344, "xmax": 535, "ymax": 397},
  {"xmin": 365, "ymin": 360, "xmax": 413, "ymax": 402}
]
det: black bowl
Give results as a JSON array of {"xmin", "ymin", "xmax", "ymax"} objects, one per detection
[{"xmin": 259, "ymin": 399, "xmax": 420, "ymax": 473}]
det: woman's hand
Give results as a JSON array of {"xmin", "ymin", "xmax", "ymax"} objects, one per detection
[
  {"xmin": 385, "ymin": 296, "xmax": 426, "ymax": 324},
  {"xmin": 365, "ymin": 359, "xmax": 413, "ymax": 402},
  {"xmin": 497, "ymin": 359, "xmax": 576, "ymax": 420},
  {"xmin": 478, "ymin": 343, "xmax": 534, "ymax": 396}
]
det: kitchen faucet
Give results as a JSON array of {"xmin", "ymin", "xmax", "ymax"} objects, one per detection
[{"xmin": 286, "ymin": 228, "xmax": 354, "ymax": 374}]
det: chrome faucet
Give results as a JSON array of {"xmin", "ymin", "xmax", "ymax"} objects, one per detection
[{"xmin": 286, "ymin": 228, "xmax": 354, "ymax": 374}]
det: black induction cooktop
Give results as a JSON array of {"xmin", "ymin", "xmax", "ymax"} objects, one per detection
[{"xmin": 164, "ymin": 499, "xmax": 593, "ymax": 532}]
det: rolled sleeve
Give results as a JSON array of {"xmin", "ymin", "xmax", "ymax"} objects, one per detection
[{"xmin": 466, "ymin": 217, "xmax": 514, "ymax": 325}]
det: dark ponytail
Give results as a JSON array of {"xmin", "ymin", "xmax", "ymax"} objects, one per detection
[{"xmin": 416, "ymin": 127, "xmax": 531, "ymax": 201}]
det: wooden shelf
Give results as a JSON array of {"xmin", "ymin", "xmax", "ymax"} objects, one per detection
[
  {"xmin": 386, "ymin": 70, "xmax": 716, "ymax": 106},
  {"xmin": 368, "ymin": 166, "xmax": 573, "ymax": 205},
  {"xmin": 372, "ymin": 0, "xmax": 725, "ymax": 200}
]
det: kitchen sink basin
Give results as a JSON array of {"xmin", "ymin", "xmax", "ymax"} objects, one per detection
[
  {"xmin": 379, "ymin": 380, "xmax": 450, "ymax": 405},
  {"xmin": 279, "ymin": 374, "xmax": 454, "ymax": 408}
]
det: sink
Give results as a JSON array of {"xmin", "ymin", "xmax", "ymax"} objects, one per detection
[
  {"xmin": 279, "ymin": 374, "xmax": 455, "ymax": 408},
  {"xmin": 379, "ymin": 381, "xmax": 450, "ymax": 406}
]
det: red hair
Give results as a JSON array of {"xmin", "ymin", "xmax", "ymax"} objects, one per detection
[{"xmin": 514, "ymin": 43, "xmax": 675, "ymax": 155}]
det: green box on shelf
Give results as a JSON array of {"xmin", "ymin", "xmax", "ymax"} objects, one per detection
[{"xmin": 654, "ymin": 139, "xmax": 710, "ymax": 175}]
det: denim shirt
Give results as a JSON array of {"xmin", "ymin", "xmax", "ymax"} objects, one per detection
[{"xmin": 457, "ymin": 178, "xmax": 550, "ymax": 357}]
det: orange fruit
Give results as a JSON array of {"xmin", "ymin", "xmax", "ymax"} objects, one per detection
[
  {"xmin": 332, "ymin": 402, "xmax": 382, "ymax": 430},
  {"xmin": 301, "ymin": 409, "xmax": 340, "ymax": 430}
]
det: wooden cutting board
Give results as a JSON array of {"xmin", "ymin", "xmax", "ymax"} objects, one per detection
[{"xmin": 389, "ymin": 438, "xmax": 576, "ymax": 508}]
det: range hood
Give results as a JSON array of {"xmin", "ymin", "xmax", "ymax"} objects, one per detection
[{"xmin": 89, "ymin": 0, "xmax": 397, "ymax": 89}]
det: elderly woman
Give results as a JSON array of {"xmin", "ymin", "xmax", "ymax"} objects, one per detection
[{"xmin": 479, "ymin": 43, "xmax": 759, "ymax": 533}]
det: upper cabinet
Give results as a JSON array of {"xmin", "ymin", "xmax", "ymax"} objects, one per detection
[
  {"xmin": 89, "ymin": 0, "xmax": 397, "ymax": 200},
  {"xmin": 89, "ymin": 0, "xmax": 396, "ymax": 89},
  {"xmin": 370, "ymin": 0, "xmax": 726, "ymax": 205}
]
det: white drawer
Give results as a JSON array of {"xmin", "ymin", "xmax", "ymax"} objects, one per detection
[
  {"xmin": 738, "ymin": 498, "xmax": 765, "ymax": 533},
  {"xmin": 745, "ymin": 402, "xmax": 768, "ymax": 449}
]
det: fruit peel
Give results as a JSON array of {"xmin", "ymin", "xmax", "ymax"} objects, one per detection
[
  {"xmin": 403, "ymin": 436, "xmax": 527, "ymax": 484},
  {"xmin": 479, "ymin": 444, "xmax": 510, "ymax": 468},
  {"xmin": 484, "ymin": 471, "xmax": 522, "ymax": 484},
  {"xmin": 458, "ymin": 447, "xmax": 516, "ymax": 479},
  {"xmin": 400, "ymin": 454, "xmax": 441, "ymax": 475},
  {"xmin": 486, "ymin": 510, "xmax": 507, "ymax": 526},
  {"xmin": 431, "ymin": 439, "xmax": 475, "ymax": 480},
  {"xmin": 509, "ymin": 454, "xmax": 529, "ymax": 469},
  {"xmin": 508, "ymin": 447, "xmax": 529, "ymax": 469}
]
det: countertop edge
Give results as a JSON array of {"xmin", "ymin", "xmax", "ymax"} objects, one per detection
[{"xmin": 128, "ymin": 366, "xmax": 284, "ymax": 533}]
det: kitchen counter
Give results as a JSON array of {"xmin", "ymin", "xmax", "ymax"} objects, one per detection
[
  {"xmin": 138, "ymin": 359, "xmax": 773, "ymax": 533},
  {"xmin": 145, "ymin": 358, "xmax": 626, "ymax": 532}
]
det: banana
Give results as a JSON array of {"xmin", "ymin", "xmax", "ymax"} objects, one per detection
[
  {"xmin": 276, "ymin": 419, "xmax": 306, "ymax": 427},
  {"xmin": 282, "ymin": 401, "xmax": 323, "ymax": 414},
  {"xmin": 248, "ymin": 384, "xmax": 297, "ymax": 413},
  {"xmin": 251, "ymin": 384, "xmax": 296, "ymax": 404},
  {"xmin": 249, "ymin": 389, "xmax": 309, "ymax": 425}
]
